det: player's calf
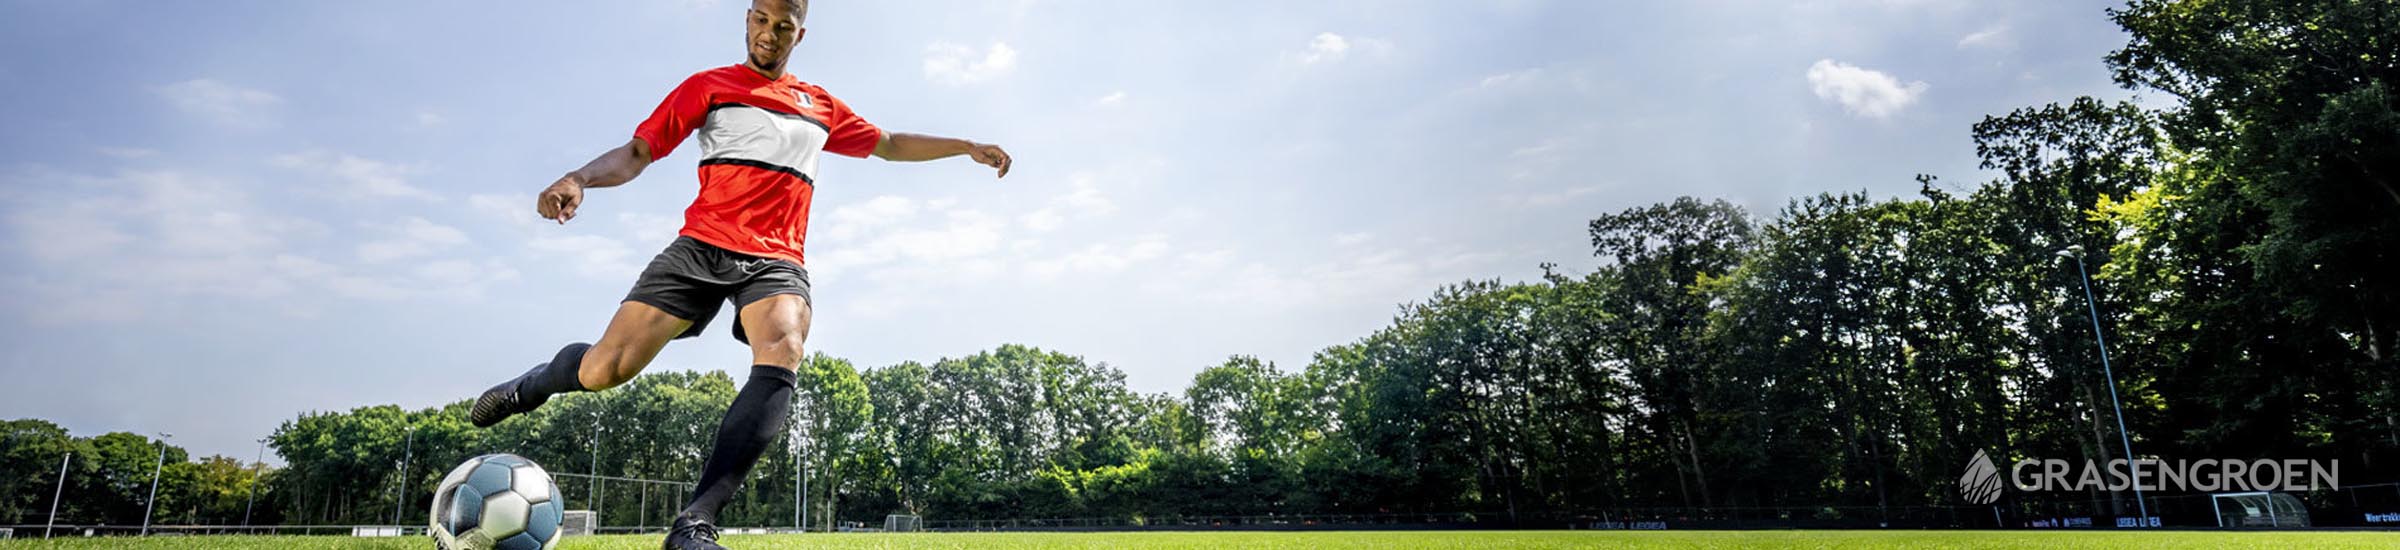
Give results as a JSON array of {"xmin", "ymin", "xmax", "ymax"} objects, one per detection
[{"xmin": 470, "ymin": 342, "xmax": 593, "ymax": 428}]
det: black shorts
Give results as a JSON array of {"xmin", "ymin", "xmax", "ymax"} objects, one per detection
[{"xmin": 623, "ymin": 236, "xmax": 811, "ymax": 344}]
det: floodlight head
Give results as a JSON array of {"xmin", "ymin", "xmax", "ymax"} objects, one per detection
[{"xmin": 2056, "ymin": 245, "xmax": 2085, "ymax": 259}]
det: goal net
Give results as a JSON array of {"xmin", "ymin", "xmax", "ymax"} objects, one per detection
[
  {"xmin": 562, "ymin": 511, "xmax": 598, "ymax": 536},
  {"xmin": 884, "ymin": 514, "xmax": 923, "ymax": 532},
  {"xmin": 2212, "ymin": 492, "xmax": 2310, "ymax": 528}
]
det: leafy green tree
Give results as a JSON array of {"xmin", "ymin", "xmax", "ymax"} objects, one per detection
[
  {"xmin": 1, "ymin": 419, "xmax": 78, "ymax": 524},
  {"xmin": 2108, "ymin": 0, "xmax": 2400, "ymax": 471},
  {"xmin": 1587, "ymin": 197, "xmax": 1753, "ymax": 508}
]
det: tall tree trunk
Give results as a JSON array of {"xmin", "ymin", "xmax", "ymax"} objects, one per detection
[
  {"xmin": 1667, "ymin": 423, "xmax": 1694, "ymax": 508},
  {"xmin": 1869, "ymin": 433, "xmax": 1890, "ymax": 524},
  {"xmin": 1680, "ymin": 422, "xmax": 1713, "ymax": 508}
]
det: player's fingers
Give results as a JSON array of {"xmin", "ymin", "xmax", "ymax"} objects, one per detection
[
  {"xmin": 998, "ymin": 153, "xmax": 1012, "ymax": 178},
  {"xmin": 537, "ymin": 193, "xmax": 558, "ymax": 220}
]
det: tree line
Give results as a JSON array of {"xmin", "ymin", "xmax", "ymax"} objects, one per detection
[{"xmin": 5, "ymin": 0, "xmax": 2395, "ymax": 530}]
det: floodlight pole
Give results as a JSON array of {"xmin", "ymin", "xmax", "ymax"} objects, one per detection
[
  {"xmin": 243, "ymin": 437, "xmax": 266, "ymax": 529},
  {"xmin": 46, "ymin": 452, "xmax": 69, "ymax": 539},
  {"xmin": 2060, "ymin": 246, "xmax": 2149, "ymax": 524},
  {"xmin": 141, "ymin": 432, "xmax": 172, "ymax": 536},
  {"xmin": 806, "ymin": 446, "xmax": 816, "ymax": 533},
  {"xmin": 795, "ymin": 397, "xmax": 810, "ymax": 534},
  {"xmin": 392, "ymin": 426, "xmax": 416, "ymax": 528},
  {"xmin": 590, "ymin": 411, "xmax": 603, "ymax": 528}
]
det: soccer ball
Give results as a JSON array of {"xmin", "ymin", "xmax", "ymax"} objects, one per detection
[{"xmin": 430, "ymin": 453, "xmax": 565, "ymax": 550}]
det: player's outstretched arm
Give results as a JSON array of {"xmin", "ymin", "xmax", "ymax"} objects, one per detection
[
  {"xmin": 538, "ymin": 138, "xmax": 657, "ymax": 224},
  {"xmin": 872, "ymin": 132, "xmax": 1011, "ymax": 178}
]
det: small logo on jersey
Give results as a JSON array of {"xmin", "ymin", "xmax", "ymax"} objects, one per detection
[{"xmin": 792, "ymin": 91, "xmax": 813, "ymax": 108}]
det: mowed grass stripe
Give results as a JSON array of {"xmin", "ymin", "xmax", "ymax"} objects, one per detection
[{"xmin": 0, "ymin": 530, "xmax": 2395, "ymax": 549}]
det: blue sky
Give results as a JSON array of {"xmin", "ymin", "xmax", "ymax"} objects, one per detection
[{"xmin": 0, "ymin": 0, "xmax": 2138, "ymax": 461}]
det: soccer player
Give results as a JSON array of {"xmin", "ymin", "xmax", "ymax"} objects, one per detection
[{"xmin": 463, "ymin": 0, "xmax": 1010, "ymax": 548}]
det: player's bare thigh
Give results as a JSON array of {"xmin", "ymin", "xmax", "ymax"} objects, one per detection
[
  {"xmin": 580, "ymin": 301, "xmax": 693, "ymax": 390},
  {"xmin": 738, "ymin": 294, "xmax": 812, "ymax": 370}
]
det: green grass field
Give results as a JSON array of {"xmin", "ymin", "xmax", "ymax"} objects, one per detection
[{"xmin": 1, "ymin": 531, "xmax": 2396, "ymax": 549}]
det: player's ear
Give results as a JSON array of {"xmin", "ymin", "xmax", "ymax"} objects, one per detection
[{"xmin": 793, "ymin": 27, "xmax": 806, "ymax": 46}]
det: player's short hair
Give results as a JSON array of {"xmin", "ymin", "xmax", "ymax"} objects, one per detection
[{"xmin": 756, "ymin": 0, "xmax": 807, "ymax": 24}]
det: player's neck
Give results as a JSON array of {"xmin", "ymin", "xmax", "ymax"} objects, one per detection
[{"xmin": 743, "ymin": 61, "xmax": 786, "ymax": 81}]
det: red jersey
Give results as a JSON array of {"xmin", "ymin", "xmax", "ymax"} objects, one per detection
[{"xmin": 633, "ymin": 65, "xmax": 883, "ymax": 265}]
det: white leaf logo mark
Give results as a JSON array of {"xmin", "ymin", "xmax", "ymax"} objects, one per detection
[{"xmin": 1960, "ymin": 450, "xmax": 2004, "ymax": 504}]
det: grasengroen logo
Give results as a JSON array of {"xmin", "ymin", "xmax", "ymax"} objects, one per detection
[
  {"xmin": 1959, "ymin": 450, "xmax": 2005, "ymax": 504},
  {"xmin": 1956, "ymin": 450, "xmax": 2340, "ymax": 503}
]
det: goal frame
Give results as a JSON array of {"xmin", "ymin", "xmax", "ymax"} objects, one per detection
[
  {"xmin": 883, "ymin": 514, "xmax": 923, "ymax": 533},
  {"xmin": 2210, "ymin": 491, "xmax": 2310, "ymax": 528}
]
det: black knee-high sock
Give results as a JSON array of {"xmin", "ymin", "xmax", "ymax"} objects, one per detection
[
  {"xmin": 682, "ymin": 365, "xmax": 797, "ymax": 523},
  {"xmin": 517, "ymin": 343, "xmax": 593, "ymax": 398}
]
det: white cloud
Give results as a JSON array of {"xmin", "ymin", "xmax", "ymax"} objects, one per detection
[
  {"xmin": 1292, "ymin": 32, "xmax": 1392, "ymax": 65},
  {"xmin": 1179, "ymin": 249, "xmax": 1235, "ymax": 270},
  {"xmin": 8, "ymin": 170, "xmax": 227, "ymax": 264},
  {"xmin": 1478, "ymin": 68, "xmax": 1545, "ymax": 90},
  {"xmin": 272, "ymin": 151, "xmax": 440, "ymax": 201},
  {"xmin": 1498, "ymin": 134, "xmax": 1589, "ymax": 182},
  {"xmin": 1958, "ymin": 26, "xmax": 2016, "ymax": 50},
  {"xmin": 1303, "ymin": 33, "xmax": 1351, "ymax": 64},
  {"xmin": 821, "ymin": 195, "xmax": 921, "ymax": 241},
  {"xmin": 923, "ymin": 42, "xmax": 1019, "ymax": 86},
  {"xmin": 0, "ymin": 169, "xmax": 503, "ymax": 321},
  {"xmin": 414, "ymin": 259, "xmax": 519, "ymax": 290},
  {"xmin": 469, "ymin": 193, "xmax": 541, "ymax": 229},
  {"xmin": 1806, "ymin": 59, "xmax": 1929, "ymax": 119},
  {"xmin": 1097, "ymin": 91, "xmax": 1127, "ymax": 107},
  {"xmin": 272, "ymin": 254, "xmax": 516, "ymax": 302},
  {"xmin": 159, "ymin": 79, "xmax": 281, "ymax": 128},
  {"xmin": 1021, "ymin": 208, "xmax": 1066, "ymax": 232},
  {"xmin": 1511, "ymin": 141, "xmax": 1564, "ymax": 159},
  {"xmin": 1139, "ymin": 243, "xmax": 1507, "ymax": 314},
  {"xmin": 617, "ymin": 212, "xmax": 683, "ymax": 241},
  {"xmin": 813, "ymin": 199, "xmax": 1006, "ymax": 271},
  {"xmin": 1026, "ymin": 234, "xmax": 1171, "ymax": 279},
  {"xmin": 1056, "ymin": 175, "xmax": 1114, "ymax": 215},
  {"xmin": 873, "ymin": 209, "xmax": 1008, "ymax": 263},
  {"xmin": 526, "ymin": 233, "xmax": 640, "ymax": 279},
  {"xmin": 1018, "ymin": 173, "xmax": 1115, "ymax": 233},
  {"xmin": 1499, "ymin": 184, "xmax": 1606, "ymax": 208},
  {"xmin": 356, "ymin": 216, "xmax": 469, "ymax": 263},
  {"xmin": 1957, "ymin": 25, "xmax": 2012, "ymax": 50},
  {"xmin": 1333, "ymin": 232, "xmax": 1373, "ymax": 246},
  {"xmin": 468, "ymin": 193, "xmax": 664, "ymax": 282}
]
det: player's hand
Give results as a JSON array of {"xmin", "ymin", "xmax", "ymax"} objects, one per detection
[
  {"xmin": 967, "ymin": 142, "xmax": 1012, "ymax": 178},
  {"xmin": 537, "ymin": 174, "xmax": 586, "ymax": 224}
]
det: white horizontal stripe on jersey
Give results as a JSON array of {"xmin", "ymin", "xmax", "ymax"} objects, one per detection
[{"xmin": 698, "ymin": 104, "xmax": 830, "ymax": 182}]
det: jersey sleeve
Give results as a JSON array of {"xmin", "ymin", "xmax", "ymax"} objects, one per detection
[
  {"xmin": 819, "ymin": 92, "xmax": 884, "ymax": 158},
  {"xmin": 632, "ymin": 73, "xmax": 714, "ymax": 160}
]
